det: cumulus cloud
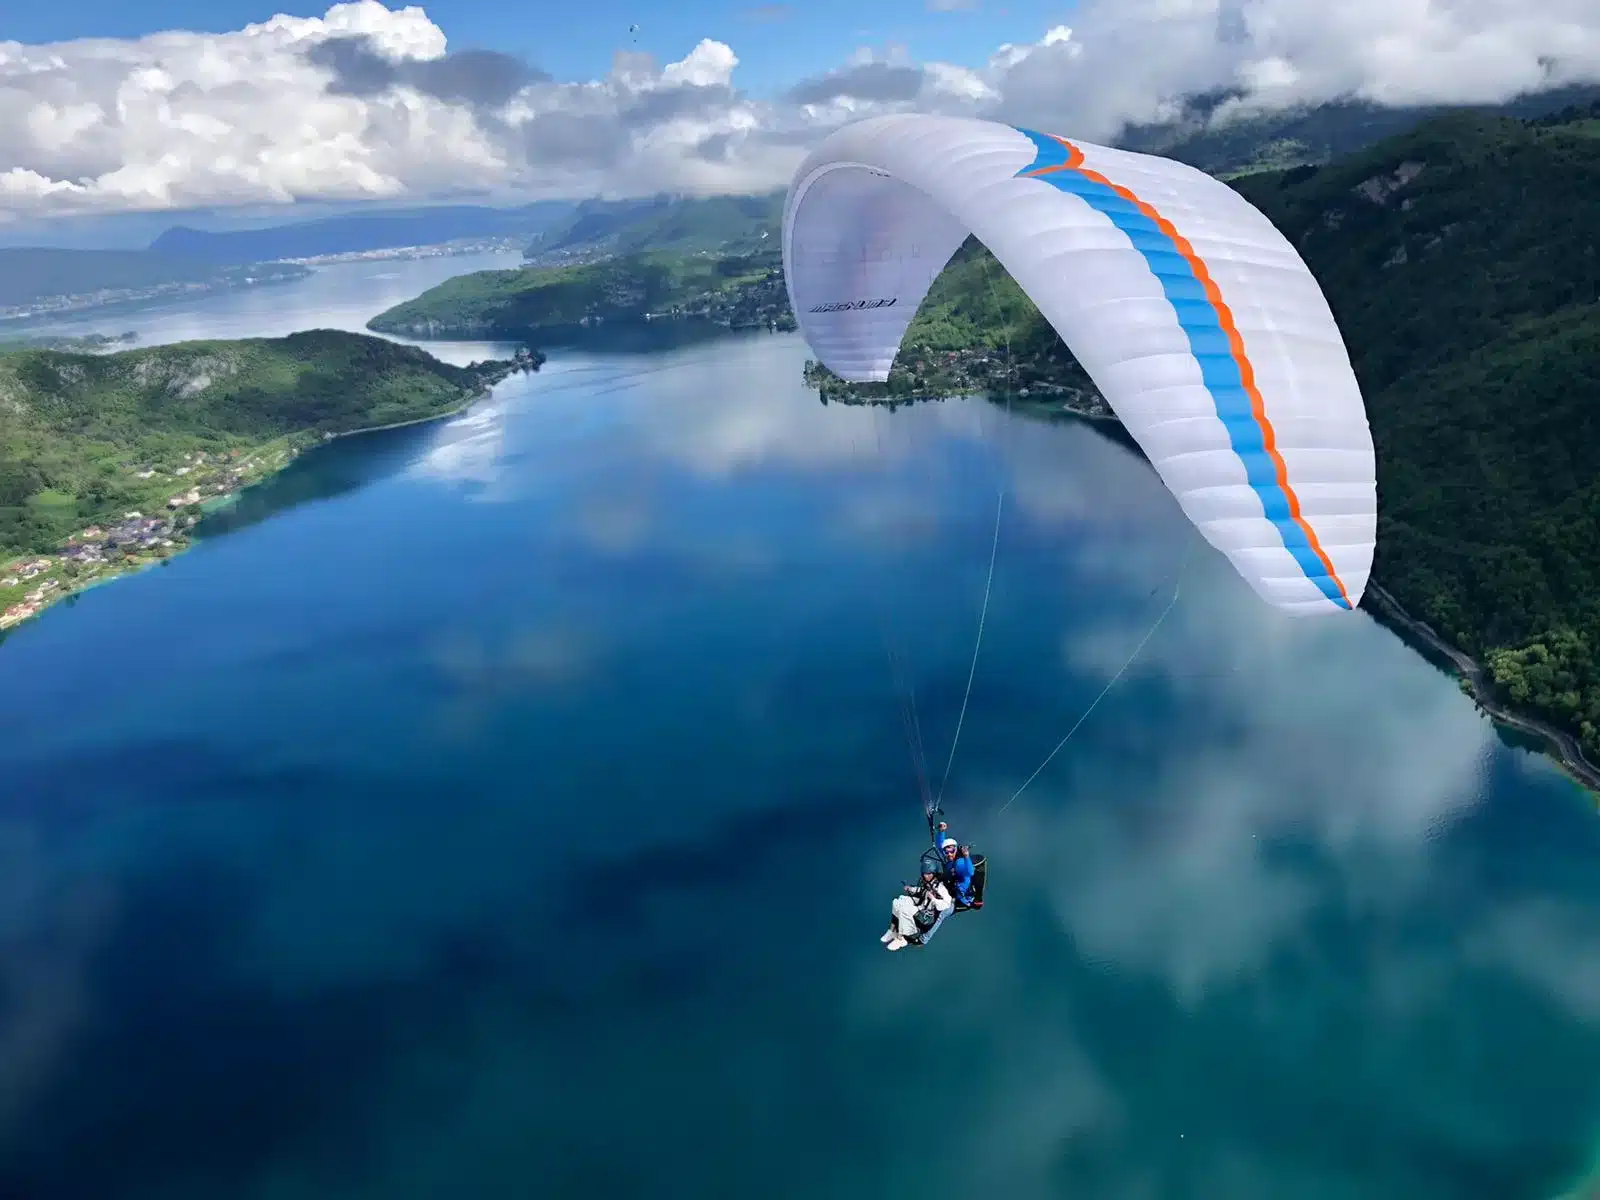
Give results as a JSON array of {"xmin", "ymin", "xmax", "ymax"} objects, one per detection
[
  {"xmin": 786, "ymin": 61, "xmax": 928, "ymax": 107},
  {"xmin": 4, "ymin": 0, "xmax": 1600, "ymax": 220},
  {"xmin": 307, "ymin": 37, "xmax": 545, "ymax": 107}
]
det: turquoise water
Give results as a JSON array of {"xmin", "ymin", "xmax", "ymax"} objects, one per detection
[{"xmin": 2, "ymin": 263, "xmax": 1599, "ymax": 1199}]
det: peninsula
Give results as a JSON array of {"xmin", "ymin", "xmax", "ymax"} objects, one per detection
[
  {"xmin": 0, "ymin": 329, "xmax": 538, "ymax": 632},
  {"xmin": 803, "ymin": 103, "xmax": 1600, "ymax": 784},
  {"xmin": 365, "ymin": 247, "xmax": 796, "ymax": 340}
]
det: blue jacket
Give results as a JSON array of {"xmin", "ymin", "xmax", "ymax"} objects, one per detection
[
  {"xmin": 940, "ymin": 837, "xmax": 975, "ymax": 902},
  {"xmin": 949, "ymin": 854, "xmax": 975, "ymax": 902}
]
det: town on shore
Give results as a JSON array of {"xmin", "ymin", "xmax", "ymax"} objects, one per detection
[
  {"xmin": 1, "ymin": 446, "xmax": 297, "ymax": 630},
  {"xmin": 804, "ymin": 347, "xmax": 1115, "ymax": 420}
]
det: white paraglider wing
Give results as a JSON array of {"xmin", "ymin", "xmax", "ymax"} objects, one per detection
[{"xmin": 782, "ymin": 115, "xmax": 1376, "ymax": 615}]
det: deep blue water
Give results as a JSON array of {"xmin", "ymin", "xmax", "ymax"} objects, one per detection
[{"xmin": 1, "ymin": 261, "xmax": 1598, "ymax": 1200}]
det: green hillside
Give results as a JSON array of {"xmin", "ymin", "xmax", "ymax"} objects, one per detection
[
  {"xmin": 0, "ymin": 329, "xmax": 519, "ymax": 557},
  {"xmin": 526, "ymin": 192, "xmax": 783, "ymax": 260},
  {"xmin": 802, "ymin": 237, "xmax": 1102, "ymax": 408},
  {"xmin": 368, "ymin": 248, "xmax": 793, "ymax": 339},
  {"xmin": 1232, "ymin": 107, "xmax": 1600, "ymax": 752}
]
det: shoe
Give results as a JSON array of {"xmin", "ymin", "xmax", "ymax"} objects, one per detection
[{"xmin": 886, "ymin": 936, "xmax": 908, "ymax": 951}]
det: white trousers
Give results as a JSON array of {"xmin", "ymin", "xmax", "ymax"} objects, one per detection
[{"xmin": 890, "ymin": 895, "xmax": 921, "ymax": 937}]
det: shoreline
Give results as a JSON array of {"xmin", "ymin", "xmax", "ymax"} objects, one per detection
[
  {"xmin": 322, "ymin": 359, "xmax": 525, "ymax": 441},
  {"xmin": 1360, "ymin": 583, "xmax": 1600, "ymax": 798},
  {"xmin": 323, "ymin": 399, "xmax": 476, "ymax": 441},
  {"xmin": 819, "ymin": 379, "xmax": 1119, "ymax": 425},
  {"xmin": 0, "ymin": 391, "xmax": 503, "ymax": 641}
]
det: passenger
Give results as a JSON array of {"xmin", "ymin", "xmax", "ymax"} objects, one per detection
[
  {"xmin": 941, "ymin": 836, "xmax": 977, "ymax": 908},
  {"xmin": 881, "ymin": 869, "xmax": 952, "ymax": 951}
]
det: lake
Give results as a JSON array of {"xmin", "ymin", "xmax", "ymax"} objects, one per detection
[
  {"xmin": 8, "ymin": 249, "xmax": 525, "ymax": 350},
  {"xmin": 1, "ymin": 257, "xmax": 1597, "ymax": 1200}
]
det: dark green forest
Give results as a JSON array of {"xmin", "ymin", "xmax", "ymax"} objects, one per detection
[{"xmin": 1233, "ymin": 106, "xmax": 1600, "ymax": 758}]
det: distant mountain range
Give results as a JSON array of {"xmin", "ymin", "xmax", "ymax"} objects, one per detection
[{"xmin": 148, "ymin": 200, "xmax": 576, "ymax": 265}]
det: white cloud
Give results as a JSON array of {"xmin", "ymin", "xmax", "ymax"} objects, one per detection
[{"xmin": 4, "ymin": 0, "xmax": 1600, "ymax": 221}]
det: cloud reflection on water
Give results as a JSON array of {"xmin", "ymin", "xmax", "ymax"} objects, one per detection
[
  {"xmin": 544, "ymin": 333, "xmax": 1600, "ymax": 1193},
  {"xmin": 1, "ymin": 325, "xmax": 1595, "ymax": 1199},
  {"xmin": 508, "ymin": 329, "xmax": 1596, "ymax": 995},
  {"xmin": 298, "ymin": 329, "xmax": 1600, "ymax": 1192},
  {"xmin": 408, "ymin": 401, "xmax": 509, "ymax": 497}
]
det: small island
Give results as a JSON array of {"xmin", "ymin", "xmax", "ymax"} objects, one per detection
[
  {"xmin": 797, "ymin": 104, "xmax": 1600, "ymax": 786},
  {"xmin": 0, "ymin": 329, "xmax": 539, "ymax": 631},
  {"xmin": 366, "ymin": 248, "xmax": 797, "ymax": 340}
]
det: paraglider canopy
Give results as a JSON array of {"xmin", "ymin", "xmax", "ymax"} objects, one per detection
[{"xmin": 781, "ymin": 114, "xmax": 1376, "ymax": 616}]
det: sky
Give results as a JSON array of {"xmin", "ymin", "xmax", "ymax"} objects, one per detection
[
  {"xmin": 3, "ymin": 0, "xmax": 1600, "ymax": 236},
  {"xmin": 3, "ymin": 0, "xmax": 1074, "ymax": 95}
]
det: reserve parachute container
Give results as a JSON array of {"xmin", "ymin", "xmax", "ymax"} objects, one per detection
[{"xmin": 782, "ymin": 115, "xmax": 1376, "ymax": 615}]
